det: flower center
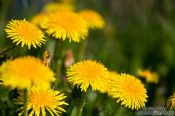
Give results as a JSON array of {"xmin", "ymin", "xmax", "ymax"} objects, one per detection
[{"xmin": 30, "ymin": 91, "xmax": 51, "ymax": 107}]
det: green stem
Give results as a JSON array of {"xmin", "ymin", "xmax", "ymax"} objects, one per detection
[
  {"xmin": 53, "ymin": 40, "xmax": 64, "ymax": 88},
  {"xmin": 0, "ymin": 45, "xmax": 15, "ymax": 56},
  {"xmin": 22, "ymin": 0, "xmax": 29, "ymax": 11},
  {"xmin": 0, "ymin": 0, "xmax": 10, "ymax": 34},
  {"xmin": 78, "ymin": 92, "xmax": 86, "ymax": 116},
  {"xmin": 23, "ymin": 89, "xmax": 28, "ymax": 116},
  {"xmin": 78, "ymin": 39, "xmax": 88, "ymax": 60}
]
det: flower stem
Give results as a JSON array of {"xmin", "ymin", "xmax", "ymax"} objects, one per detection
[
  {"xmin": 0, "ymin": 0, "xmax": 10, "ymax": 33},
  {"xmin": 78, "ymin": 92, "xmax": 86, "ymax": 116},
  {"xmin": 78, "ymin": 39, "xmax": 88, "ymax": 60},
  {"xmin": 22, "ymin": 0, "xmax": 29, "ymax": 11},
  {"xmin": 53, "ymin": 40, "xmax": 64, "ymax": 88},
  {"xmin": 0, "ymin": 45, "xmax": 15, "ymax": 56},
  {"xmin": 23, "ymin": 89, "xmax": 28, "ymax": 116}
]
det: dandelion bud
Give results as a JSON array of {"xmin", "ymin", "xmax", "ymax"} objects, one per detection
[
  {"xmin": 64, "ymin": 49, "xmax": 74, "ymax": 67},
  {"xmin": 43, "ymin": 51, "xmax": 51, "ymax": 67},
  {"xmin": 167, "ymin": 92, "xmax": 175, "ymax": 110}
]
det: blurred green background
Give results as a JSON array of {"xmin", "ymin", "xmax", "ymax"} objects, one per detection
[{"xmin": 0, "ymin": 0, "xmax": 175, "ymax": 116}]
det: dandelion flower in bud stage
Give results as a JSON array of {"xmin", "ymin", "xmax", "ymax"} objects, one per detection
[
  {"xmin": 43, "ymin": 51, "xmax": 51, "ymax": 67},
  {"xmin": 43, "ymin": 2, "xmax": 74, "ymax": 12},
  {"xmin": 79, "ymin": 9, "xmax": 105, "ymax": 29},
  {"xmin": 40, "ymin": 11, "xmax": 88, "ymax": 42},
  {"xmin": 17, "ymin": 86, "xmax": 68, "ymax": 116},
  {"xmin": 67, "ymin": 60, "xmax": 109, "ymax": 92},
  {"xmin": 5, "ymin": 19, "xmax": 45, "ymax": 49},
  {"xmin": 110, "ymin": 73, "xmax": 148, "ymax": 110},
  {"xmin": 64, "ymin": 49, "xmax": 74, "ymax": 67},
  {"xmin": 167, "ymin": 92, "xmax": 175, "ymax": 110},
  {"xmin": 138, "ymin": 69, "xmax": 159, "ymax": 83},
  {"xmin": 0, "ymin": 56, "xmax": 55, "ymax": 89}
]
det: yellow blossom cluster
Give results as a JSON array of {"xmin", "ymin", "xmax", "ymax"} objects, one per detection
[
  {"xmin": 0, "ymin": 56, "xmax": 68, "ymax": 115},
  {"xmin": 1, "ymin": 1, "xmax": 106, "ymax": 115},
  {"xmin": 5, "ymin": 4, "xmax": 105, "ymax": 48},
  {"xmin": 0, "ymin": 0, "xmax": 156, "ymax": 115},
  {"xmin": 67, "ymin": 60, "xmax": 148, "ymax": 110}
]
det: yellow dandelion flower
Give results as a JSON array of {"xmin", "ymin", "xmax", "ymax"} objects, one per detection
[
  {"xmin": 5, "ymin": 19, "xmax": 45, "ymax": 49},
  {"xmin": 79, "ymin": 9, "xmax": 105, "ymax": 29},
  {"xmin": 18, "ymin": 86, "xmax": 68, "ymax": 116},
  {"xmin": 110, "ymin": 73, "xmax": 148, "ymax": 110},
  {"xmin": 31, "ymin": 12, "xmax": 48, "ymax": 25},
  {"xmin": 67, "ymin": 60, "xmax": 109, "ymax": 92},
  {"xmin": 61, "ymin": 0, "xmax": 74, "ymax": 3},
  {"xmin": 40, "ymin": 10, "xmax": 88, "ymax": 42},
  {"xmin": 43, "ymin": 2, "xmax": 74, "ymax": 12},
  {"xmin": 138, "ymin": 69, "xmax": 159, "ymax": 83},
  {"xmin": 0, "ymin": 56, "xmax": 55, "ymax": 89}
]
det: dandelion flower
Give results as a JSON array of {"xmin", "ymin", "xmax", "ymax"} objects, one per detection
[
  {"xmin": 18, "ymin": 86, "xmax": 68, "ymax": 116},
  {"xmin": 79, "ymin": 9, "xmax": 105, "ymax": 29},
  {"xmin": 5, "ymin": 19, "xmax": 45, "ymax": 49},
  {"xmin": 110, "ymin": 73, "xmax": 147, "ymax": 110},
  {"xmin": 138, "ymin": 69, "xmax": 159, "ymax": 83},
  {"xmin": 41, "ymin": 10, "xmax": 88, "ymax": 42},
  {"xmin": 67, "ymin": 60, "xmax": 109, "ymax": 92},
  {"xmin": 61, "ymin": 0, "xmax": 74, "ymax": 3},
  {"xmin": 31, "ymin": 12, "xmax": 48, "ymax": 25},
  {"xmin": 43, "ymin": 2, "xmax": 74, "ymax": 12},
  {"xmin": 167, "ymin": 92, "xmax": 175, "ymax": 110},
  {"xmin": 0, "ymin": 56, "xmax": 55, "ymax": 89}
]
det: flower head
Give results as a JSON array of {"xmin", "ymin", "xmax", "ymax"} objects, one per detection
[
  {"xmin": 5, "ymin": 19, "xmax": 45, "ymax": 49},
  {"xmin": 43, "ymin": 2, "xmax": 74, "ymax": 12},
  {"xmin": 167, "ymin": 92, "xmax": 175, "ymax": 110},
  {"xmin": 0, "ymin": 56, "xmax": 55, "ymax": 89},
  {"xmin": 67, "ymin": 60, "xmax": 109, "ymax": 92},
  {"xmin": 79, "ymin": 9, "xmax": 105, "ymax": 29},
  {"xmin": 110, "ymin": 73, "xmax": 147, "ymax": 110},
  {"xmin": 61, "ymin": 0, "xmax": 74, "ymax": 3},
  {"xmin": 138, "ymin": 69, "xmax": 159, "ymax": 83},
  {"xmin": 31, "ymin": 12, "xmax": 48, "ymax": 25},
  {"xmin": 41, "ymin": 10, "xmax": 88, "ymax": 42},
  {"xmin": 17, "ymin": 86, "xmax": 68, "ymax": 116}
]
